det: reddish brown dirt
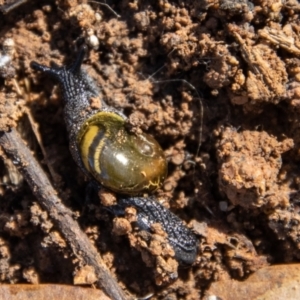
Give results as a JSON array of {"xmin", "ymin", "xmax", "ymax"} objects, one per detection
[{"xmin": 1, "ymin": 0, "xmax": 300, "ymax": 298}]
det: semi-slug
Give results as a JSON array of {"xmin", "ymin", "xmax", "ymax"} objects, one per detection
[
  {"xmin": 30, "ymin": 47, "xmax": 198, "ymax": 266},
  {"xmin": 31, "ymin": 46, "xmax": 167, "ymax": 195}
]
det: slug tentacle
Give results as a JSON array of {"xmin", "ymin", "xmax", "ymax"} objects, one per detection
[{"xmin": 68, "ymin": 45, "xmax": 87, "ymax": 74}]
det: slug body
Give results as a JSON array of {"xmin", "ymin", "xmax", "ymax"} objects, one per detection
[
  {"xmin": 31, "ymin": 48, "xmax": 198, "ymax": 265},
  {"xmin": 30, "ymin": 47, "xmax": 167, "ymax": 194},
  {"xmin": 110, "ymin": 196, "xmax": 199, "ymax": 266}
]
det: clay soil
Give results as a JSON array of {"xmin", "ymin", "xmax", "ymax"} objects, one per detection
[{"xmin": 1, "ymin": 0, "xmax": 300, "ymax": 299}]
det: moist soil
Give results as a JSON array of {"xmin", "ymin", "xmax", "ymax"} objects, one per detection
[{"xmin": 0, "ymin": 0, "xmax": 300, "ymax": 298}]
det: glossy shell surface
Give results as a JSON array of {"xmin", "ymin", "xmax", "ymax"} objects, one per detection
[{"xmin": 78, "ymin": 111, "xmax": 167, "ymax": 194}]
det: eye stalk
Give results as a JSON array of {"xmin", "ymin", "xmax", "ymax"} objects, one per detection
[{"xmin": 31, "ymin": 47, "xmax": 167, "ymax": 194}]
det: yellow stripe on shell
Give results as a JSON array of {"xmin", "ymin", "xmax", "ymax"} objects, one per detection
[
  {"xmin": 91, "ymin": 131, "xmax": 106, "ymax": 175},
  {"xmin": 78, "ymin": 111, "xmax": 125, "ymax": 176},
  {"xmin": 80, "ymin": 125, "xmax": 102, "ymax": 173}
]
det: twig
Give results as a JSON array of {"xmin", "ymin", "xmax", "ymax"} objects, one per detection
[
  {"xmin": 88, "ymin": 1, "xmax": 121, "ymax": 18},
  {"xmin": 0, "ymin": 0, "xmax": 29, "ymax": 14},
  {"xmin": 25, "ymin": 110, "xmax": 62, "ymax": 185},
  {"xmin": 0, "ymin": 129, "xmax": 129, "ymax": 300}
]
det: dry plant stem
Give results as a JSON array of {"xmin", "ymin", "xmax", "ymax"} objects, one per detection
[
  {"xmin": 0, "ymin": 129, "xmax": 129, "ymax": 300},
  {"xmin": 25, "ymin": 110, "xmax": 62, "ymax": 185},
  {"xmin": 0, "ymin": 0, "xmax": 29, "ymax": 14}
]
